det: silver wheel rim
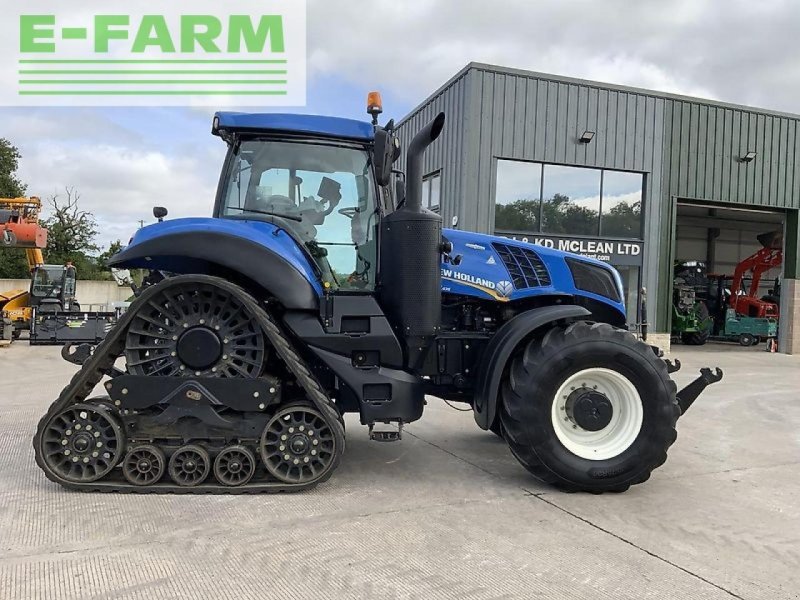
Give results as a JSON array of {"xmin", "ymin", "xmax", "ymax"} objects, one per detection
[{"xmin": 551, "ymin": 367, "xmax": 643, "ymax": 461}]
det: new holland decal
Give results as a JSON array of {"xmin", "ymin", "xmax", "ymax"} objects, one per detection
[{"xmin": 441, "ymin": 269, "xmax": 512, "ymax": 301}]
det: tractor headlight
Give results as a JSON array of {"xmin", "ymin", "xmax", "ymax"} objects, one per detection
[{"xmin": 566, "ymin": 258, "xmax": 622, "ymax": 304}]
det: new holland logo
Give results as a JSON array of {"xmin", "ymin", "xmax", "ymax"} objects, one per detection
[
  {"xmin": 441, "ymin": 269, "xmax": 496, "ymax": 289},
  {"xmin": 496, "ymin": 280, "xmax": 513, "ymax": 297}
]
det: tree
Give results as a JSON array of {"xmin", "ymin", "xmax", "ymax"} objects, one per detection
[
  {"xmin": 601, "ymin": 201, "xmax": 641, "ymax": 238},
  {"xmin": 96, "ymin": 239, "xmax": 123, "ymax": 268},
  {"xmin": 0, "ymin": 138, "xmax": 29, "ymax": 278},
  {"xmin": 495, "ymin": 193, "xmax": 599, "ymax": 236},
  {"xmin": 494, "ymin": 197, "xmax": 540, "ymax": 231},
  {"xmin": 0, "ymin": 138, "xmax": 26, "ymax": 198},
  {"xmin": 44, "ymin": 187, "xmax": 102, "ymax": 279},
  {"xmin": 0, "ymin": 250, "xmax": 31, "ymax": 279}
]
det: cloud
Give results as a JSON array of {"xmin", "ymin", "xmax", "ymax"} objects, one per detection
[
  {"xmin": 307, "ymin": 0, "xmax": 800, "ymax": 113},
  {"xmin": 19, "ymin": 140, "xmax": 225, "ymax": 249},
  {"xmin": 5, "ymin": 0, "xmax": 800, "ymax": 255}
]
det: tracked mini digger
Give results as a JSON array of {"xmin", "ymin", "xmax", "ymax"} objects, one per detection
[{"xmin": 33, "ymin": 96, "xmax": 722, "ymax": 494}]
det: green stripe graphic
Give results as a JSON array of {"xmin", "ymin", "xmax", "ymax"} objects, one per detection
[
  {"xmin": 20, "ymin": 80, "xmax": 288, "ymax": 85},
  {"xmin": 19, "ymin": 59, "xmax": 287, "ymax": 64},
  {"xmin": 19, "ymin": 70, "xmax": 287, "ymax": 75},
  {"xmin": 18, "ymin": 90, "xmax": 289, "ymax": 96}
]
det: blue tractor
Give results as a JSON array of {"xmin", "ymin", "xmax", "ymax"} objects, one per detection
[{"xmin": 33, "ymin": 98, "xmax": 722, "ymax": 493}]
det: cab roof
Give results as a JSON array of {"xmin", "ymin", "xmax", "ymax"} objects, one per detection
[{"xmin": 213, "ymin": 112, "xmax": 375, "ymax": 142}]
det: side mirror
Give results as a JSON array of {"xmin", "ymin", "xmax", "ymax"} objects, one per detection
[
  {"xmin": 153, "ymin": 206, "xmax": 168, "ymax": 222},
  {"xmin": 373, "ymin": 128, "xmax": 398, "ymax": 187}
]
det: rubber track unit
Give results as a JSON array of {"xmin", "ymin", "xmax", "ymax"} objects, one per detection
[{"xmin": 32, "ymin": 274, "xmax": 346, "ymax": 494}]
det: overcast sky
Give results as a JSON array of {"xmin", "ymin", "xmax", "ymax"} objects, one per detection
[{"xmin": 4, "ymin": 0, "xmax": 800, "ymax": 249}]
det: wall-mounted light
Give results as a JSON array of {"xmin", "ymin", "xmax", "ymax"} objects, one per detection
[
  {"xmin": 579, "ymin": 130, "xmax": 595, "ymax": 144},
  {"xmin": 741, "ymin": 151, "xmax": 757, "ymax": 163}
]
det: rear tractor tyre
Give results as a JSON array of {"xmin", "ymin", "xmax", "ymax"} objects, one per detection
[
  {"xmin": 489, "ymin": 418, "xmax": 504, "ymax": 439},
  {"xmin": 500, "ymin": 321, "xmax": 679, "ymax": 493},
  {"xmin": 679, "ymin": 301, "xmax": 710, "ymax": 346}
]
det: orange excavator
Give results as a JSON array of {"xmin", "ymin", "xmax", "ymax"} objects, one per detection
[{"xmin": 1, "ymin": 197, "xmax": 49, "ymax": 340}]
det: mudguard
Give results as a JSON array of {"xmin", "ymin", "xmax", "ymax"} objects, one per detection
[
  {"xmin": 473, "ymin": 304, "xmax": 591, "ymax": 430},
  {"xmin": 109, "ymin": 218, "xmax": 322, "ymax": 310}
]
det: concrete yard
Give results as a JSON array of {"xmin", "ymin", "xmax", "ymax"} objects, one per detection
[{"xmin": 0, "ymin": 343, "xmax": 798, "ymax": 600}]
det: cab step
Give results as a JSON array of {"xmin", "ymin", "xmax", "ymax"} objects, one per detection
[{"xmin": 369, "ymin": 422, "xmax": 403, "ymax": 442}]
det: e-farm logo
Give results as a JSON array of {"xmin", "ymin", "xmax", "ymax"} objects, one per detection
[{"xmin": 3, "ymin": 0, "xmax": 306, "ymax": 106}]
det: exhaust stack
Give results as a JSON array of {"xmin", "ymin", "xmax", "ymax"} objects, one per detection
[
  {"xmin": 378, "ymin": 113, "xmax": 446, "ymax": 370},
  {"xmin": 404, "ymin": 113, "xmax": 446, "ymax": 212}
]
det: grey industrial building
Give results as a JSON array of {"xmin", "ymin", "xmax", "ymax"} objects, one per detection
[{"xmin": 395, "ymin": 62, "xmax": 800, "ymax": 352}]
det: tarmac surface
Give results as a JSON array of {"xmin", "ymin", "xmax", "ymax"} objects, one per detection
[{"xmin": 0, "ymin": 342, "xmax": 798, "ymax": 599}]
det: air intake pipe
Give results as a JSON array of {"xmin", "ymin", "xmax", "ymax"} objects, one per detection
[
  {"xmin": 378, "ymin": 112, "xmax": 446, "ymax": 371},
  {"xmin": 404, "ymin": 112, "xmax": 446, "ymax": 212}
]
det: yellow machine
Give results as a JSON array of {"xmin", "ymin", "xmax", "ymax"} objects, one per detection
[{"xmin": 0, "ymin": 197, "xmax": 47, "ymax": 340}]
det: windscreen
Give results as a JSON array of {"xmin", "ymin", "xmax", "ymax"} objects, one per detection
[{"xmin": 221, "ymin": 140, "xmax": 378, "ymax": 291}]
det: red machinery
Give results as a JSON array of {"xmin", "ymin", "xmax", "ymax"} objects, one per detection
[
  {"xmin": 1, "ymin": 196, "xmax": 47, "ymax": 250},
  {"xmin": 729, "ymin": 231, "xmax": 782, "ymax": 318}
]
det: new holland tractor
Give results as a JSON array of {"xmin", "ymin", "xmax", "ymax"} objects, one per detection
[{"xmin": 33, "ymin": 97, "xmax": 723, "ymax": 494}]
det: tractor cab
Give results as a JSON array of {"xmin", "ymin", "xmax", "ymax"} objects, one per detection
[
  {"xmin": 29, "ymin": 264, "xmax": 78, "ymax": 312},
  {"xmin": 211, "ymin": 97, "xmax": 404, "ymax": 294}
]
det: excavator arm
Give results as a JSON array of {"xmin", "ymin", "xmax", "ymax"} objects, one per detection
[{"xmin": 729, "ymin": 231, "xmax": 783, "ymax": 318}]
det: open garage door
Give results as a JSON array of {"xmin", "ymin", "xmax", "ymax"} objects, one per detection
[{"xmin": 672, "ymin": 202, "xmax": 785, "ymax": 349}]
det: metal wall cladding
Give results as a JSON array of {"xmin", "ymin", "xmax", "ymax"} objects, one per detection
[
  {"xmin": 396, "ymin": 63, "xmax": 800, "ymax": 330},
  {"xmin": 664, "ymin": 101, "xmax": 800, "ymax": 209}
]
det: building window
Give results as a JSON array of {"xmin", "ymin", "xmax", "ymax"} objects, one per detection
[
  {"xmin": 541, "ymin": 165, "xmax": 601, "ymax": 236},
  {"xmin": 422, "ymin": 171, "xmax": 441, "ymax": 211},
  {"xmin": 493, "ymin": 160, "xmax": 644, "ymax": 239},
  {"xmin": 494, "ymin": 161, "xmax": 542, "ymax": 231},
  {"xmin": 600, "ymin": 170, "xmax": 643, "ymax": 238}
]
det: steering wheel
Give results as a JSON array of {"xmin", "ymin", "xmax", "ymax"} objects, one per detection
[{"xmin": 338, "ymin": 207, "xmax": 359, "ymax": 219}]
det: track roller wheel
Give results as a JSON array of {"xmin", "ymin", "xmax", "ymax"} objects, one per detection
[
  {"xmin": 260, "ymin": 403, "xmax": 338, "ymax": 485},
  {"xmin": 214, "ymin": 445, "xmax": 257, "ymax": 486},
  {"xmin": 123, "ymin": 444, "xmax": 166, "ymax": 486},
  {"xmin": 168, "ymin": 444, "xmax": 211, "ymax": 487},
  {"xmin": 40, "ymin": 403, "xmax": 123, "ymax": 483}
]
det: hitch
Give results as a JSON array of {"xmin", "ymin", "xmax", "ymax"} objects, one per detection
[
  {"xmin": 61, "ymin": 342, "xmax": 93, "ymax": 365},
  {"xmin": 61, "ymin": 342, "xmax": 125, "ymax": 378},
  {"xmin": 676, "ymin": 367, "xmax": 723, "ymax": 414},
  {"xmin": 665, "ymin": 358, "xmax": 681, "ymax": 373}
]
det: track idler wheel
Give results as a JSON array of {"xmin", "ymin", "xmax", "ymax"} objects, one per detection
[
  {"xmin": 260, "ymin": 404, "xmax": 338, "ymax": 485},
  {"xmin": 40, "ymin": 403, "xmax": 123, "ymax": 483},
  {"xmin": 123, "ymin": 444, "xmax": 166, "ymax": 486},
  {"xmin": 168, "ymin": 444, "xmax": 211, "ymax": 487},
  {"xmin": 214, "ymin": 445, "xmax": 257, "ymax": 486}
]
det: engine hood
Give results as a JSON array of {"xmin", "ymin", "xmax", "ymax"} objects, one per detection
[{"xmin": 440, "ymin": 228, "xmax": 626, "ymax": 314}]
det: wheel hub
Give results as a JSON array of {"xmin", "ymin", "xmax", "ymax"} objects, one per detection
[
  {"xmin": 71, "ymin": 433, "xmax": 92, "ymax": 453},
  {"xmin": 177, "ymin": 327, "xmax": 222, "ymax": 370},
  {"xmin": 289, "ymin": 435, "xmax": 309, "ymax": 455},
  {"xmin": 567, "ymin": 389, "xmax": 613, "ymax": 431},
  {"xmin": 136, "ymin": 459, "xmax": 152, "ymax": 473}
]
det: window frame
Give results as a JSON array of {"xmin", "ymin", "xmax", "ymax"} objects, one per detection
[
  {"xmin": 493, "ymin": 158, "xmax": 645, "ymax": 241},
  {"xmin": 422, "ymin": 170, "xmax": 442, "ymax": 212}
]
